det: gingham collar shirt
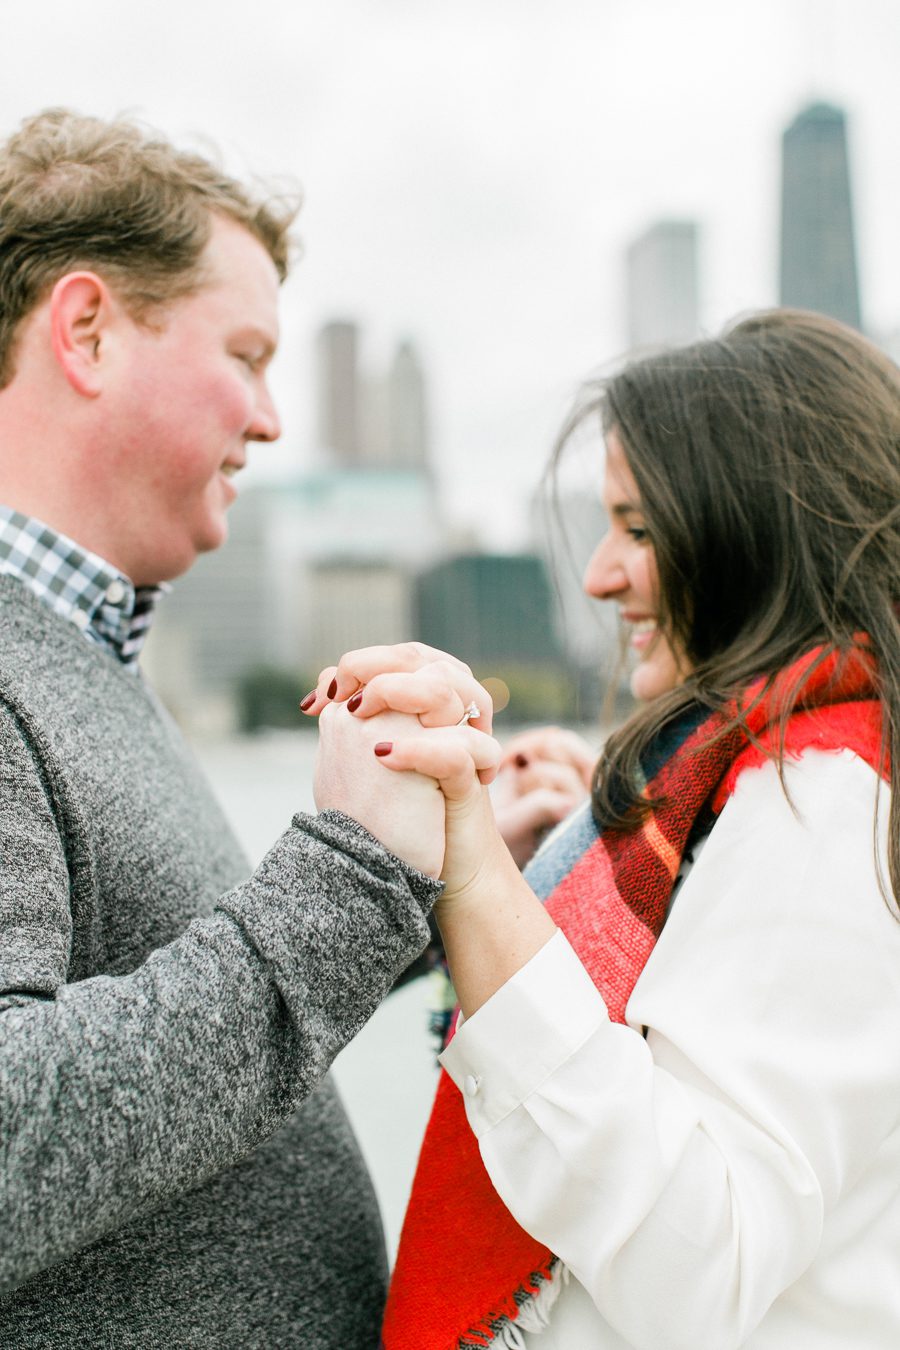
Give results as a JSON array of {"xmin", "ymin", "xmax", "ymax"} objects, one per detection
[{"xmin": 0, "ymin": 506, "xmax": 167, "ymax": 667}]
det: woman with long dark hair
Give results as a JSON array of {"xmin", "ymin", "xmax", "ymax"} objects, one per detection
[{"xmin": 310, "ymin": 309, "xmax": 900, "ymax": 1348}]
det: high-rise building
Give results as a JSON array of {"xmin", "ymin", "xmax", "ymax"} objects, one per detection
[
  {"xmin": 316, "ymin": 323, "xmax": 431, "ymax": 472},
  {"xmin": 388, "ymin": 340, "xmax": 429, "ymax": 471},
  {"xmin": 626, "ymin": 220, "xmax": 700, "ymax": 350},
  {"xmin": 316, "ymin": 320, "xmax": 360, "ymax": 464},
  {"xmin": 266, "ymin": 466, "xmax": 446, "ymax": 675},
  {"xmin": 779, "ymin": 102, "xmax": 861, "ymax": 329}
]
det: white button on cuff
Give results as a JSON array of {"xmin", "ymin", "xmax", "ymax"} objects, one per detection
[
  {"xmin": 71, "ymin": 608, "xmax": 89, "ymax": 630},
  {"xmin": 463, "ymin": 1074, "xmax": 481, "ymax": 1098},
  {"xmin": 105, "ymin": 580, "xmax": 126, "ymax": 605}
]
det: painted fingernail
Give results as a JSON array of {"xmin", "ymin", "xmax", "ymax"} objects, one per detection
[
  {"xmin": 327, "ymin": 679, "xmax": 338, "ymax": 699},
  {"xmin": 347, "ymin": 693, "xmax": 362, "ymax": 712},
  {"xmin": 299, "ymin": 691, "xmax": 316, "ymax": 711},
  {"xmin": 373, "ymin": 742, "xmax": 393, "ymax": 757},
  {"xmin": 514, "ymin": 753, "xmax": 529, "ymax": 768}
]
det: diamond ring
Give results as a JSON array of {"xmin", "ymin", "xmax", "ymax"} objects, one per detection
[{"xmin": 456, "ymin": 701, "xmax": 481, "ymax": 726}]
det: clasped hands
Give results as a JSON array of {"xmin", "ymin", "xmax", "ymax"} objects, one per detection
[
  {"xmin": 305, "ymin": 641, "xmax": 594, "ymax": 897},
  {"xmin": 306, "ymin": 642, "xmax": 501, "ymax": 892},
  {"xmin": 306, "ymin": 642, "xmax": 591, "ymax": 1011}
]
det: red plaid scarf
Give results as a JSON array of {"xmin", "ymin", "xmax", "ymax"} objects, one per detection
[{"xmin": 382, "ymin": 646, "xmax": 887, "ymax": 1350}]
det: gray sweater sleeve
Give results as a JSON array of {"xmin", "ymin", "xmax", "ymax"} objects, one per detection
[{"xmin": 0, "ymin": 724, "xmax": 440, "ymax": 1292}]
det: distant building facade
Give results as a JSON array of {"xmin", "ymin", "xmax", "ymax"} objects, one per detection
[
  {"xmin": 316, "ymin": 320, "xmax": 361, "ymax": 465},
  {"xmin": 415, "ymin": 553, "xmax": 563, "ymax": 668},
  {"xmin": 308, "ymin": 560, "xmax": 413, "ymax": 671},
  {"xmin": 779, "ymin": 102, "xmax": 861, "ymax": 329},
  {"xmin": 142, "ymin": 488, "xmax": 279, "ymax": 728},
  {"xmin": 270, "ymin": 467, "xmax": 444, "ymax": 675},
  {"xmin": 626, "ymin": 220, "xmax": 700, "ymax": 350},
  {"xmin": 415, "ymin": 553, "xmax": 578, "ymax": 720}
]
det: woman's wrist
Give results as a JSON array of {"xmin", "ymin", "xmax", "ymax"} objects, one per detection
[{"xmin": 435, "ymin": 854, "xmax": 557, "ymax": 1017}]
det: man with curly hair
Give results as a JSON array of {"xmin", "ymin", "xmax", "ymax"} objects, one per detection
[{"xmin": 0, "ymin": 108, "xmax": 439, "ymax": 1347}]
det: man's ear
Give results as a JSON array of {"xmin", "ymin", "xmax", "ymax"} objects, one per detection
[{"xmin": 49, "ymin": 271, "xmax": 118, "ymax": 397}]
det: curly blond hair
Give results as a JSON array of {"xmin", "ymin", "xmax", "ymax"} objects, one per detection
[{"xmin": 0, "ymin": 108, "xmax": 300, "ymax": 385}]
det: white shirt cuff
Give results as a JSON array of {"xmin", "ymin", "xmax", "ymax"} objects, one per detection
[{"xmin": 439, "ymin": 929, "xmax": 609, "ymax": 1133}]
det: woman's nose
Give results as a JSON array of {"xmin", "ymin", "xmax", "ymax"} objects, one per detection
[{"xmin": 583, "ymin": 534, "xmax": 627, "ymax": 600}]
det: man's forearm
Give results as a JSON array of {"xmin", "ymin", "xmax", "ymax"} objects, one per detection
[{"xmin": 0, "ymin": 809, "xmax": 439, "ymax": 1293}]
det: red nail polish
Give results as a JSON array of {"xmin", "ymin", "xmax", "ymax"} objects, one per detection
[
  {"xmin": 299, "ymin": 691, "xmax": 316, "ymax": 711},
  {"xmin": 347, "ymin": 693, "xmax": 362, "ymax": 712},
  {"xmin": 514, "ymin": 753, "xmax": 529, "ymax": 768},
  {"xmin": 373, "ymin": 742, "xmax": 393, "ymax": 757},
  {"xmin": 327, "ymin": 679, "xmax": 337, "ymax": 699}
]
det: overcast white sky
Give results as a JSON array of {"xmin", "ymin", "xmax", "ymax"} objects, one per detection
[{"xmin": 3, "ymin": 0, "xmax": 898, "ymax": 543}]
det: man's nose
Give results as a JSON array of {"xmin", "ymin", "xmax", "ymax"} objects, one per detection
[{"xmin": 248, "ymin": 384, "xmax": 281, "ymax": 443}]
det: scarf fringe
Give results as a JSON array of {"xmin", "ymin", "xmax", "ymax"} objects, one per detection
[{"xmin": 457, "ymin": 1261, "xmax": 568, "ymax": 1348}]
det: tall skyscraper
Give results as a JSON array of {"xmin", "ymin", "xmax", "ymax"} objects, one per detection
[
  {"xmin": 316, "ymin": 322, "xmax": 432, "ymax": 472},
  {"xmin": 316, "ymin": 320, "xmax": 360, "ymax": 464},
  {"xmin": 779, "ymin": 102, "xmax": 861, "ymax": 329},
  {"xmin": 388, "ymin": 340, "xmax": 429, "ymax": 471},
  {"xmin": 626, "ymin": 220, "xmax": 700, "ymax": 350}
]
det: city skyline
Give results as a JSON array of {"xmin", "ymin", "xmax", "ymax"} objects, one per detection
[
  {"xmin": 139, "ymin": 79, "xmax": 885, "ymax": 727},
  {"xmin": 2, "ymin": 1, "xmax": 897, "ymax": 547}
]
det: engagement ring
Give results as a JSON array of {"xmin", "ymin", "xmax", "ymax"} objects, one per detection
[{"xmin": 456, "ymin": 701, "xmax": 481, "ymax": 726}]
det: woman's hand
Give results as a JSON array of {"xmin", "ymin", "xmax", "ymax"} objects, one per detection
[
  {"xmin": 355, "ymin": 711, "xmax": 557, "ymax": 1016},
  {"xmin": 492, "ymin": 727, "xmax": 596, "ymax": 866},
  {"xmin": 355, "ymin": 718, "xmax": 508, "ymax": 907},
  {"xmin": 303, "ymin": 642, "xmax": 493, "ymax": 739}
]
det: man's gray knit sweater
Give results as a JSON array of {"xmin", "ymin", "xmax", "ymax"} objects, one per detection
[{"xmin": 0, "ymin": 577, "xmax": 440, "ymax": 1348}]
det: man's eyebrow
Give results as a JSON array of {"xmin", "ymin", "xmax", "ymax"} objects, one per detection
[{"xmin": 234, "ymin": 327, "xmax": 278, "ymax": 356}]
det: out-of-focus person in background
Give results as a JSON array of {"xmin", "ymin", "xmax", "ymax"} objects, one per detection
[{"xmin": 312, "ymin": 310, "xmax": 900, "ymax": 1349}]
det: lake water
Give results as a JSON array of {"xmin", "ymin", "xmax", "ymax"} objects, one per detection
[{"xmin": 192, "ymin": 729, "xmax": 441, "ymax": 1260}]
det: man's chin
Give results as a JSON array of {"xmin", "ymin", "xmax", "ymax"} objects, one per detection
[
  {"xmin": 131, "ymin": 529, "xmax": 227, "ymax": 587},
  {"xmin": 199, "ymin": 519, "xmax": 229, "ymax": 555},
  {"xmin": 191, "ymin": 511, "xmax": 230, "ymax": 563}
]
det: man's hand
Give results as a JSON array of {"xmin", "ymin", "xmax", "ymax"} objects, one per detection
[{"xmin": 314, "ymin": 703, "xmax": 447, "ymax": 878}]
